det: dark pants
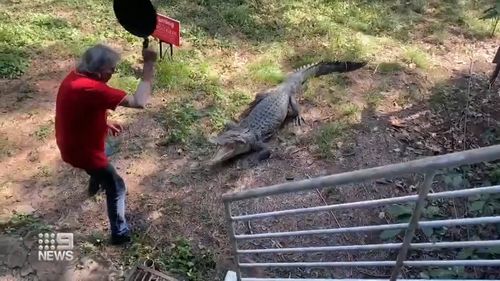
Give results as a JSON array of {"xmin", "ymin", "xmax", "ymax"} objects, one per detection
[{"xmin": 85, "ymin": 164, "xmax": 130, "ymax": 237}]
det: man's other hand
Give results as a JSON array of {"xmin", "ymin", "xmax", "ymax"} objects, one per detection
[{"xmin": 107, "ymin": 123, "xmax": 123, "ymax": 136}]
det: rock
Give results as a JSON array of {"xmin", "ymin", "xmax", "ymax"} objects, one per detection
[
  {"xmin": 13, "ymin": 205, "xmax": 36, "ymax": 215},
  {"xmin": 22, "ymin": 231, "xmax": 40, "ymax": 250},
  {"xmin": 0, "ymin": 272, "xmax": 17, "ymax": 281},
  {"xmin": 21, "ymin": 265, "xmax": 34, "ymax": 276},
  {"xmin": 0, "ymin": 236, "xmax": 17, "ymax": 263},
  {"xmin": 378, "ymin": 212, "xmax": 385, "ymax": 219},
  {"xmin": 6, "ymin": 240, "xmax": 28, "ymax": 268},
  {"xmin": 147, "ymin": 210, "xmax": 162, "ymax": 221},
  {"xmin": 0, "ymin": 212, "xmax": 11, "ymax": 224}
]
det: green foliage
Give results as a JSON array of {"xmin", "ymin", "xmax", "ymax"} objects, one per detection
[
  {"xmin": 248, "ymin": 59, "xmax": 285, "ymax": 85},
  {"xmin": 0, "ymin": 213, "xmax": 51, "ymax": 235},
  {"xmin": 156, "ymin": 58, "xmax": 194, "ymax": 91},
  {"xmin": 0, "ymin": 50, "xmax": 29, "ymax": 79},
  {"xmin": 420, "ymin": 267, "xmax": 468, "ymax": 279},
  {"xmin": 377, "ymin": 62, "xmax": 404, "ymax": 74},
  {"xmin": 315, "ymin": 122, "xmax": 348, "ymax": 159},
  {"xmin": 403, "ymin": 47, "xmax": 430, "ymax": 69},
  {"xmin": 123, "ymin": 235, "xmax": 157, "ymax": 266},
  {"xmin": 108, "ymin": 75, "xmax": 140, "ymax": 94},
  {"xmin": 159, "ymin": 238, "xmax": 216, "ymax": 281},
  {"xmin": 379, "ymin": 203, "xmax": 446, "ymax": 241},
  {"xmin": 0, "ymin": 137, "xmax": 12, "ymax": 159},
  {"xmin": 443, "ymin": 172, "xmax": 465, "ymax": 189},
  {"xmin": 34, "ymin": 121, "xmax": 54, "ymax": 141},
  {"xmin": 340, "ymin": 102, "xmax": 360, "ymax": 119},
  {"xmin": 480, "ymin": 0, "xmax": 500, "ymax": 20},
  {"xmin": 116, "ymin": 60, "xmax": 136, "ymax": 77},
  {"xmin": 160, "ymin": 101, "xmax": 201, "ymax": 145},
  {"xmin": 468, "ymin": 193, "xmax": 500, "ymax": 216}
]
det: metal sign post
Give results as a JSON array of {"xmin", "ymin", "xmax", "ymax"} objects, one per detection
[{"xmin": 151, "ymin": 14, "xmax": 181, "ymax": 60}]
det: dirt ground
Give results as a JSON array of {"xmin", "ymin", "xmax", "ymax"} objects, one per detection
[{"xmin": 1, "ymin": 31, "xmax": 500, "ymax": 280}]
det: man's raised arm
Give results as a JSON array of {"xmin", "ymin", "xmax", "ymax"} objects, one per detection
[{"xmin": 120, "ymin": 48, "xmax": 158, "ymax": 109}]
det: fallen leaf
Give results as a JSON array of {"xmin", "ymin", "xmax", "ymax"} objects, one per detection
[
  {"xmin": 389, "ymin": 117, "xmax": 406, "ymax": 128},
  {"xmin": 378, "ymin": 212, "xmax": 385, "ymax": 219}
]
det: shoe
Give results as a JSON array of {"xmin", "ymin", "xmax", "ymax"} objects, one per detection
[
  {"xmin": 88, "ymin": 183, "xmax": 101, "ymax": 197},
  {"xmin": 110, "ymin": 233, "xmax": 131, "ymax": 245}
]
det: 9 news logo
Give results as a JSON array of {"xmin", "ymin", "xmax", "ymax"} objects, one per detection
[{"xmin": 37, "ymin": 232, "xmax": 74, "ymax": 261}]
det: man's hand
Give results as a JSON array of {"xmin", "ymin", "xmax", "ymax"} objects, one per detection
[
  {"xmin": 118, "ymin": 48, "xmax": 157, "ymax": 109},
  {"xmin": 107, "ymin": 123, "xmax": 123, "ymax": 137},
  {"xmin": 142, "ymin": 48, "xmax": 157, "ymax": 82},
  {"xmin": 142, "ymin": 48, "xmax": 157, "ymax": 63}
]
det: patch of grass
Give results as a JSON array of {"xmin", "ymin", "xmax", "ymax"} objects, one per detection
[
  {"xmin": 116, "ymin": 59, "xmax": 136, "ymax": 77},
  {"xmin": 248, "ymin": 59, "xmax": 285, "ymax": 85},
  {"xmin": 156, "ymin": 57, "xmax": 194, "ymax": 91},
  {"xmin": 464, "ymin": 10, "xmax": 498, "ymax": 39},
  {"xmin": 31, "ymin": 14, "xmax": 78, "ymax": 40},
  {"xmin": 0, "ymin": 213, "xmax": 51, "ymax": 235},
  {"xmin": 426, "ymin": 22, "xmax": 450, "ymax": 44},
  {"xmin": 108, "ymin": 75, "xmax": 140, "ymax": 94},
  {"xmin": 158, "ymin": 238, "xmax": 216, "ymax": 281},
  {"xmin": 325, "ymin": 76, "xmax": 350, "ymax": 105},
  {"xmin": 123, "ymin": 234, "xmax": 157, "ymax": 266},
  {"xmin": 221, "ymin": 3, "xmax": 255, "ymax": 30},
  {"xmin": 302, "ymin": 74, "xmax": 350, "ymax": 107},
  {"xmin": 327, "ymin": 31, "xmax": 371, "ymax": 62},
  {"xmin": 365, "ymin": 90, "xmax": 385, "ymax": 108},
  {"xmin": 397, "ymin": 84, "xmax": 425, "ymax": 106},
  {"xmin": 315, "ymin": 121, "xmax": 348, "ymax": 159},
  {"xmin": 154, "ymin": 50, "xmax": 220, "ymax": 93},
  {"xmin": 407, "ymin": 0, "xmax": 428, "ymax": 14},
  {"xmin": 403, "ymin": 46, "xmax": 431, "ymax": 69},
  {"xmin": 159, "ymin": 101, "xmax": 201, "ymax": 145},
  {"xmin": 377, "ymin": 62, "xmax": 404, "ymax": 74},
  {"xmin": 0, "ymin": 137, "xmax": 12, "ymax": 159},
  {"xmin": 428, "ymin": 83, "xmax": 465, "ymax": 113},
  {"xmin": 0, "ymin": 49, "xmax": 30, "ymax": 78},
  {"xmin": 340, "ymin": 102, "xmax": 361, "ymax": 120},
  {"xmin": 36, "ymin": 165, "xmax": 52, "ymax": 178},
  {"xmin": 34, "ymin": 121, "xmax": 54, "ymax": 141}
]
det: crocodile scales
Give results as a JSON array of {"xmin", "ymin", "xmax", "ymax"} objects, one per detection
[{"xmin": 209, "ymin": 60, "xmax": 367, "ymax": 164}]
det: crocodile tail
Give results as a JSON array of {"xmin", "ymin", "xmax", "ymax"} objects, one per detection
[{"xmin": 298, "ymin": 61, "xmax": 367, "ymax": 81}]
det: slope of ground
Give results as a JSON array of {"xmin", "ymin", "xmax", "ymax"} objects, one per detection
[{"xmin": 1, "ymin": 0, "xmax": 500, "ymax": 280}]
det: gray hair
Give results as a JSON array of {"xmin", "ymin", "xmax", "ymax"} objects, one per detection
[{"xmin": 76, "ymin": 44, "xmax": 120, "ymax": 74}]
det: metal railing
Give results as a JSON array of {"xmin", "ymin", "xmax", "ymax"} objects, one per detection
[{"xmin": 222, "ymin": 144, "xmax": 500, "ymax": 281}]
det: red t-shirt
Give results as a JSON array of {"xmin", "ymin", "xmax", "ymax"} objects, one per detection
[{"xmin": 55, "ymin": 70, "xmax": 126, "ymax": 170}]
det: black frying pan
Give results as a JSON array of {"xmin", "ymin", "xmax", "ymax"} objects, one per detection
[{"xmin": 113, "ymin": 0, "xmax": 157, "ymax": 49}]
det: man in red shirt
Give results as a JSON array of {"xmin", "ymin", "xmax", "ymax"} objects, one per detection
[{"xmin": 55, "ymin": 44, "xmax": 157, "ymax": 245}]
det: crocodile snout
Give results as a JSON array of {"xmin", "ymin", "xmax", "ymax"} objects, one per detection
[{"xmin": 209, "ymin": 143, "xmax": 251, "ymax": 164}]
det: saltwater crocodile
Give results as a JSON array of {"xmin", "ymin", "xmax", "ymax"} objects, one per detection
[{"xmin": 209, "ymin": 60, "xmax": 367, "ymax": 164}]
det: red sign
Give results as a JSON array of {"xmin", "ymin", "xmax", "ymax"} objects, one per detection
[{"xmin": 152, "ymin": 14, "xmax": 180, "ymax": 46}]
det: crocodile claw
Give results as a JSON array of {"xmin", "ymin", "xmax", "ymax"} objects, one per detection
[{"xmin": 294, "ymin": 115, "xmax": 305, "ymax": 126}]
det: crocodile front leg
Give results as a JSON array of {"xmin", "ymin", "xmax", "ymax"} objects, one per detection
[
  {"xmin": 288, "ymin": 95, "xmax": 305, "ymax": 126},
  {"xmin": 251, "ymin": 141, "xmax": 271, "ymax": 161}
]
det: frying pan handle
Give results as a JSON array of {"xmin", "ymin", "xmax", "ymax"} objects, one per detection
[{"xmin": 143, "ymin": 37, "xmax": 149, "ymax": 49}]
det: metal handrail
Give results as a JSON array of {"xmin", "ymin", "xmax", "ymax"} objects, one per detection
[
  {"xmin": 222, "ymin": 144, "xmax": 500, "ymax": 202},
  {"xmin": 222, "ymin": 144, "xmax": 500, "ymax": 281}
]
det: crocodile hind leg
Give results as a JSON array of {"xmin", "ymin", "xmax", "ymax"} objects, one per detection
[
  {"xmin": 288, "ymin": 95, "xmax": 305, "ymax": 126},
  {"xmin": 223, "ymin": 120, "xmax": 239, "ymax": 130}
]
